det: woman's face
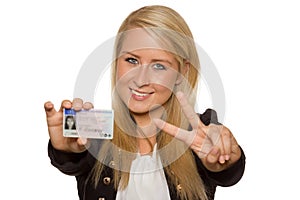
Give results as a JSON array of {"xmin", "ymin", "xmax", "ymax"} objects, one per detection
[
  {"xmin": 115, "ymin": 29, "xmax": 182, "ymax": 115},
  {"xmin": 66, "ymin": 117, "xmax": 75, "ymax": 129}
]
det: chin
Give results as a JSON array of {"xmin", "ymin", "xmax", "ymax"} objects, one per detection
[{"xmin": 129, "ymin": 108, "xmax": 150, "ymax": 115}]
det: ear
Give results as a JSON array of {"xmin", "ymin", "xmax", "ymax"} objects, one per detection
[{"xmin": 175, "ymin": 60, "xmax": 190, "ymax": 85}]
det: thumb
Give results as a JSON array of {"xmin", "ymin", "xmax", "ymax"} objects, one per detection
[{"xmin": 44, "ymin": 101, "xmax": 56, "ymax": 118}]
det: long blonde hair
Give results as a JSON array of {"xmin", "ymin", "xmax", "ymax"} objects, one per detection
[{"xmin": 93, "ymin": 5, "xmax": 207, "ymax": 200}]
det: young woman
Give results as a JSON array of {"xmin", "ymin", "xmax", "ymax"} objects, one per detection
[{"xmin": 45, "ymin": 5, "xmax": 245, "ymax": 200}]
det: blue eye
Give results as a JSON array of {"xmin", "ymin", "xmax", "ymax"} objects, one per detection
[
  {"xmin": 125, "ymin": 57, "xmax": 138, "ymax": 64},
  {"xmin": 153, "ymin": 63, "xmax": 166, "ymax": 70}
]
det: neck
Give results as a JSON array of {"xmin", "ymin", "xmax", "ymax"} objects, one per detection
[
  {"xmin": 131, "ymin": 107, "xmax": 164, "ymax": 154},
  {"xmin": 137, "ymin": 136, "xmax": 156, "ymax": 155}
]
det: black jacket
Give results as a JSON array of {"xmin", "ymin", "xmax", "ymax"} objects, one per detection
[{"xmin": 48, "ymin": 109, "xmax": 246, "ymax": 200}]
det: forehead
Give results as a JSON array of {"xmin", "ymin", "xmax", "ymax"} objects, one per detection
[{"xmin": 120, "ymin": 28, "xmax": 169, "ymax": 52}]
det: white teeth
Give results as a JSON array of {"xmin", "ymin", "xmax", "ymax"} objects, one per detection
[{"xmin": 131, "ymin": 89, "xmax": 148, "ymax": 97}]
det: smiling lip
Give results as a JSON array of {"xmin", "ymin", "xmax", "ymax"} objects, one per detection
[{"xmin": 130, "ymin": 89, "xmax": 153, "ymax": 101}]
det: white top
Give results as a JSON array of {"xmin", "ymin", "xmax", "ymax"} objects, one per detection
[{"xmin": 116, "ymin": 144, "xmax": 171, "ymax": 200}]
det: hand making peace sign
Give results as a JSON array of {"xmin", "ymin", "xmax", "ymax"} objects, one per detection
[{"xmin": 154, "ymin": 91, "xmax": 242, "ymax": 172}]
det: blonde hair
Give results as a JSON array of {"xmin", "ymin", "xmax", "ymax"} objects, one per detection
[{"xmin": 93, "ymin": 5, "xmax": 207, "ymax": 200}]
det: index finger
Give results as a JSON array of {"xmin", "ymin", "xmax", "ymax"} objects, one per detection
[
  {"xmin": 153, "ymin": 118, "xmax": 195, "ymax": 145},
  {"xmin": 176, "ymin": 91, "xmax": 205, "ymax": 129}
]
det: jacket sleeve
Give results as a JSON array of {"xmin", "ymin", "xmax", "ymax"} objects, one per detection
[{"xmin": 48, "ymin": 140, "xmax": 98, "ymax": 176}]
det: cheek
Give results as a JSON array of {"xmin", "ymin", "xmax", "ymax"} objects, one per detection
[
  {"xmin": 152, "ymin": 72, "xmax": 178, "ymax": 90},
  {"xmin": 154, "ymin": 84, "xmax": 173, "ymax": 97},
  {"xmin": 115, "ymin": 66, "xmax": 132, "ymax": 103},
  {"xmin": 116, "ymin": 65, "xmax": 125, "ymax": 81},
  {"xmin": 116, "ymin": 62, "xmax": 135, "ymax": 82},
  {"xmin": 116, "ymin": 59, "xmax": 128, "ymax": 79}
]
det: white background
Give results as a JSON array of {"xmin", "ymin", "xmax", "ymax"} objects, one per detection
[{"xmin": 1, "ymin": 0, "xmax": 299, "ymax": 199}]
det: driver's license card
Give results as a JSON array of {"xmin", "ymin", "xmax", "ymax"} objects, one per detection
[{"xmin": 63, "ymin": 108, "xmax": 114, "ymax": 139}]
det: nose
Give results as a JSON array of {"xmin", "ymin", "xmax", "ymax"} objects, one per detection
[{"xmin": 134, "ymin": 65, "xmax": 150, "ymax": 87}]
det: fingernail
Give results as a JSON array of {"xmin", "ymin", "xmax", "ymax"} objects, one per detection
[
  {"xmin": 73, "ymin": 103, "xmax": 81, "ymax": 108},
  {"xmin": 225, "ymin": 155, "xmax": 230, "ymax": 161},
  {"xmin": 73, "ymin": 103, "xmax": 80, "ymax": 106},
  {"xmin": 219, "ymin": 155, "xmax": 225, "ymax": 164}
]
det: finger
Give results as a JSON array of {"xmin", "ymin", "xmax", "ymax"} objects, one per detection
[
  {"xmin": 220, "ymin": 127, "xmax": 232, "ymax": 161},
  {"xmin": 206, "ymin": 124, "xmax": 222, "ymax": 146},
  {"xmin": 67, "ymin": 138, "xmax": 89, "ymax": 153},
  {"xmin": 191, "ymin": 141, "xmax": 212, "ymax": 158},
  {"xmin": 206, "ymin": 146, "xmax": 221, "ymax": 164},
  {"xmin": 72, "ymin": 98, "xmax": 83, "ymax": 111},
  {"xmin": 198, "ymin": 139, "xmax": 214, "ymax": 156},
  {"xmin": 209, "ymin": 125, "xmax": 231, "ymax": 163},
  {"xmin": 58, "ymin": 100, "xmax": 72, "ymax": 112},
  {"xmin": 77, "ymin": 137, "xmax": 90, "ymax": 149},
  {"xmin": 205, "ymin": 124, "xmax": 225, "ymax": 163},
  {"xmin": 83, "ymin": 102, "xmax": 94, "ymax": 110},
  {"xmin": 44, "ymin": 101, "xmax": 56, "ymax": 117},
  {"xmin": 153, "ymin": 118, "xmax": 194, "ymax": 144},
  {"xmin": 176, "ymin": 91, "xmax": 204, "ymax": 129}
]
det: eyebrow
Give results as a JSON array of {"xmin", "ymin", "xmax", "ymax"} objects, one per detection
[{"xmin": 121, "ymin": 51, "xmax": 173, "ymax": 66}]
